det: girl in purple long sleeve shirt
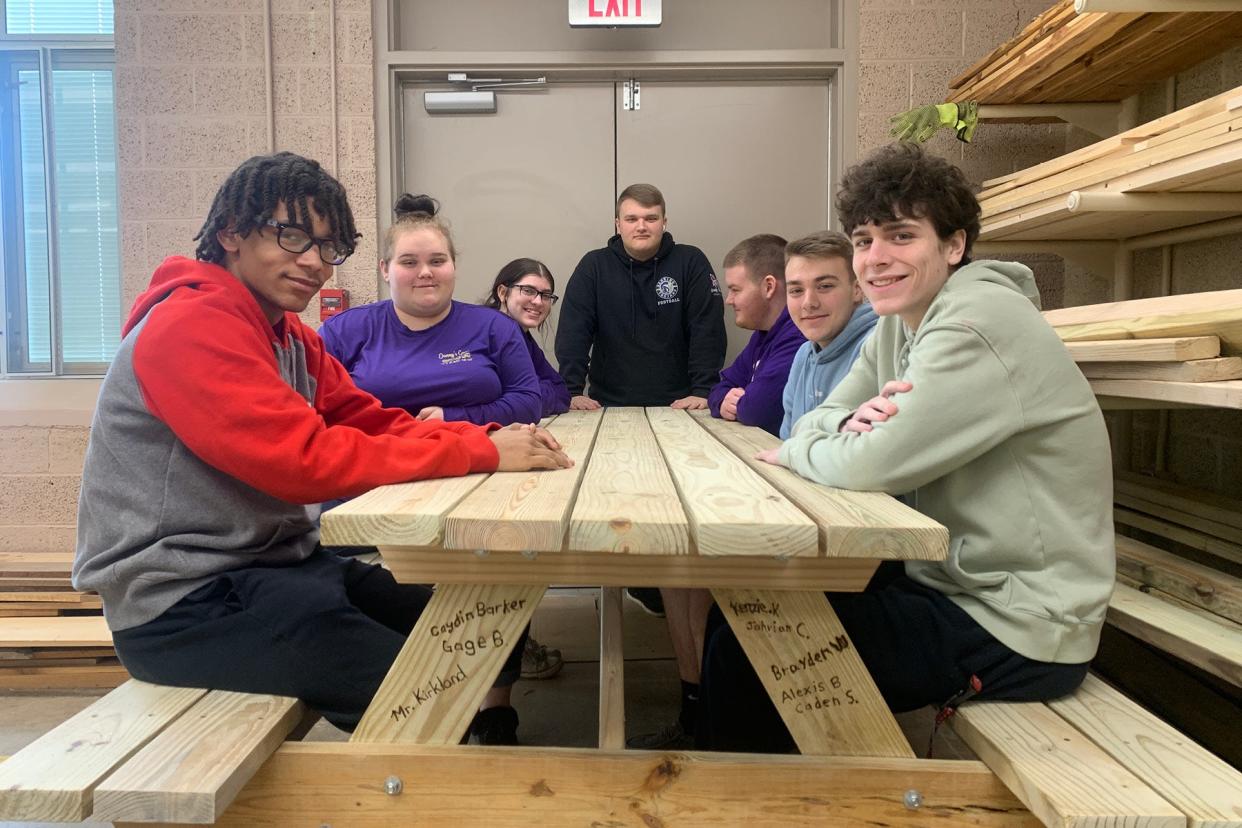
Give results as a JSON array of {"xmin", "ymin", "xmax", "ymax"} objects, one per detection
[
  {"xmin": 321, "ymin": 198, "xmax": 541, "ymax": 427},
  {"xmin": 484, "ymin": 258, "xmax": 571, "ymax": 417}
]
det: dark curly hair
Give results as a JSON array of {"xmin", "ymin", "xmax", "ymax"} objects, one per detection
[
  {"xmin": 835, "ymin": 143, "xmax": 980, "ymax": 265},
  {"xmin": 193, "ymin": 152, "xmax": 359, "ymax": 265}
]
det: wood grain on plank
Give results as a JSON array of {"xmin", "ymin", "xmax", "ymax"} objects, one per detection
[
  {"xmin": 0, "ymin": 680, "xmax": 207, "ymax": 822},
  {"xmin": 1049, "ymin": 674, "xmax": 1242, "ymax": 828},
  {"xmin": 1064, "ymin": 336, "xmax": 1220, "ymax": 363},
  {"xmin": 569, "ymin": 406, "xmax": 689, "ymax": 555},
  {"xmin": 442, "ymin": 410, "xmax": 602, "ymax": 552},
  {"xmin": 92, "ymin": 691, "xmax": 303, "ymax": 824},
  {"xmin": 645, "ymin": 408, "xmax": 817, "ymax": 558},
  {"xmin": 1107, "ymin": 582, "xmax": 1242, "ymax": 687},
  {"xmin": 951, "ymin": 700, "xmax": 1185, "ymax": 828},
  {"xmin": 692, "ymin": 412, "xmax": 947, "ymax": 561},
  {"xmin": 319, "ymin": 475, "xmax": 490, "ymax": 548}
]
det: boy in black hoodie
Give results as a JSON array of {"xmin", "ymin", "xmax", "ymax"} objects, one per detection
[
  {"xmin": 555, "ymin": 183, "xmax": 727, "ymax": 748},
  {"xmin": 555, "ymin": 183, "xmax": 726, "ymax": 410}
]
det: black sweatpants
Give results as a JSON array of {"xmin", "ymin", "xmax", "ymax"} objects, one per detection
[
  {"xmin": 697, "ymin": 564, "xmax": 1090, "ymax": 753},
  {"xmin": 112, "ymin": 547, "xmax": 524, "ymax": 731}
]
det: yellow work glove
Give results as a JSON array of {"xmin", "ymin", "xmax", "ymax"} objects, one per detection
[{"xmin": 889, "ymin": 101, "xmax": 979, "ymax": 144}]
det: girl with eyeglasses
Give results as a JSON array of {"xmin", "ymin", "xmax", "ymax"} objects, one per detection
[{"xmin": 484, "ymin": 258, "xmax": 571, "ymax": 417}]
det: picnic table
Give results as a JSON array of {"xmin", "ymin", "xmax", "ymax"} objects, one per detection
[{"xmin": 321, "ymin": 407, "xmax": 950, "ymax": 757}]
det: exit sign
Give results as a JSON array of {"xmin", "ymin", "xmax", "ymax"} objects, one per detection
[{"xmin": 569, "ymin": 0, "xmax": 662, "ymax": 27}]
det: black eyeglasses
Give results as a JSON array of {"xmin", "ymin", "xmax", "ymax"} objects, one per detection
[
  {"xmin": 512, "ymin": 284, "xmax": 559, "ymax": 305},
  {"xmin": 262, "ymin": 219, "xmax": 354, "ymax": 265}
]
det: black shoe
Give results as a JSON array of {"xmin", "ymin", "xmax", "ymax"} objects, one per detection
[
  {"xmin": 470, "ymin": 705, "xmax": 519, "ymax": 745},
  {"xmin": 625, "ymin": 587, "xmax": 665, "ymax": 618},
  {"xmin": 626, "ymin": 720, "xmax": 693, "ymax": 750}
]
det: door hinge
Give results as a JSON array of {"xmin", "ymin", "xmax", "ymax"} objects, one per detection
[{"xmin": 622, "ymin": 78, "xmax": 641, "ymax": 111}]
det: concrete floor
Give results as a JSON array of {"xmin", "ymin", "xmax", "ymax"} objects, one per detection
[{"xmin": 0, "ymin": 588, "xmax": 974, "ymax": 826}]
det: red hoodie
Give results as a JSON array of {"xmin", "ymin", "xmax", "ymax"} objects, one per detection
[{"xmin": 124, "ymin": 256, "xmax": 500, "ymax": 503}]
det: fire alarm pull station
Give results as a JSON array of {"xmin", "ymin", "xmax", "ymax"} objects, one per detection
[{"xmin": 319, "ymin": 288, "xmax": 349, "ymax": 322}]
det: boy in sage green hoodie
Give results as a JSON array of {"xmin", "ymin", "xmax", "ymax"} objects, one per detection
[{"xmin": 697, "ymin": 143, "xmax": 1114, "ymax": 754}]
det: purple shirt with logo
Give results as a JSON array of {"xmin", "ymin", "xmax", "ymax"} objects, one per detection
[{"xmin": 321, "ymin": 300, "xmax": 542, "ymax": 426}]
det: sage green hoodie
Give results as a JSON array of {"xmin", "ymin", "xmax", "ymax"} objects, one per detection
[{"xmin": 779, "ymin": 260, "xmax": 1113, "ymax": 664}]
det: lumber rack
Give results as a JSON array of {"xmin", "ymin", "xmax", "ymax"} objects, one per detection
[{"xmin": 949, "ymin": 1, "xmax": 1242, "ymax": 114}]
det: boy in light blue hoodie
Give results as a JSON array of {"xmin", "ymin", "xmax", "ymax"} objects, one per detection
[{"xmin": 780, "ymin": 231, "xmax": 878, "ymax": 439}]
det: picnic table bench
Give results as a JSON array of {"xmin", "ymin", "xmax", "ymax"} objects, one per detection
[{"xmin": 1, "ymin": 408, "xmax": 1238, "ymax": 826}]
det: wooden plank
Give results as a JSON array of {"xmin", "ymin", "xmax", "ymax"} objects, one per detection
[
  {"xmin": 352, "ymin": 583, "xmax": 545, "ymax": 744},
  {"xmin": 1048, "ymin": 674, "xmax": 1242, "ymax": 828},
  {"xmin": 715, "ymin": 587, "xmax": 913, "ymax": 758},
  {"xmin": 0, "ymin": 680, "xmax": 208, "ymax": 822},
  {"xmin": 0, "ymin": 590, "xmax": 98, "ymax": 603},
  {"xmin": 1115, "ymin": 471, "xmax": 1242, "ymax": 532},
  {"xmin": 951, "ymin": 700, "xmax": 1186, "ymax": 828},
  {"xmin": 1079, "ymin": 357, "xmax": 1242, "ymax": 382},
  {"xmin": 1107, "ymin": 582, "xmax": 1242, "ymax": 687},
  {"xmin": 1115, "ymin": 493, "xmax": 1242, "ymax": 546},
  {"xmin": 693, "ymin": 412, "xmax": 948, "ymax": 561},
  {"xmin": 597, "ymin": 587, "xmax": 625, "ymax": 750},
  {"xmin": 0, "ymin": 665, "xmax": 129, "ymax": 690},
  {"xmin": 645, "ymin": 408, "xmax": 818, "ymax": 558},
  {"xmin": 93, "ymin": 691, "xmax": 304, "ymax": 824},
  {"xmin": 1088, "ymin": 379, "xmax": 1242, "ymax": 410},
  {"xmin": 442, "ymin": 410, "xmax": 602, "ymax": 552},
  {"xmin": 1115, "ymin": 507, "xmax": 1242, "ymax": 566},
  {"xmin": 161, "ymin": 741, "xmax": 1042, "ymax": 828},
  {"xmin": 319, "ymin": 474, "xmax": 490, "ymax": 548},
  {"xmin": 0, "ymin": 615, "xmax": 112, "ymax": 647},
  {"xmin": 378, "ymin": 546, "xmax": 880, "ymax": 591},
  {"xmin": 569, "ymin": 406, "xmax": 689, "ymax": 555},
  {"xmin": 1066, "ymin": 336, "xmax": 1222, "ymax": 362},
  {"xmin": 1115, "ymin": 536, "xmax": 1242, "ymax": 625},
  {"xmin": 1044, "ymin": 289, "xmax": 1242, "ymax": 354}
]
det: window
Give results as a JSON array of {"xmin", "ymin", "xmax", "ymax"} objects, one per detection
[{"xmin": 1, "ymin": 0, "xmax": 118, "ymax": 376}]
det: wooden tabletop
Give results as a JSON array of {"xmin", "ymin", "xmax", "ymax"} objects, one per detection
[{"xmin": 322, "ymin": 408, "xmax": 947, "ymax": 589}]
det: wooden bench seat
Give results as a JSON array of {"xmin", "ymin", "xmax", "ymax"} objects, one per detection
[
  {"xmin": 952, "ymin": 674, "xmax": 1242, "ymax": 828},
  {"xmin": 0, "ymin": 679, "xmax": 304, "ymax": 824}
]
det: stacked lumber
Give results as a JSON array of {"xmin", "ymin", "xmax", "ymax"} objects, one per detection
[
  {"xmin": 0, "ymin": 553, "xmax": 123, "ymax": 689},
  {"xmin": 949, "ymin": 1, "xmax": 1242, "ymax": 105},
  {"xmin": 1042, "ymin": 288, "xmax": 1242, "ymax": 408},
  {"xmin": 0, "ymin": 555, "xmax": 101, "ymax": 618},
  {"xmin": 977, "ymin": 85, "xmax": 1242, "ymax": 241},
  {"xmin": 1113, "ymin": 471, "xmax": 1242, "ymax": 568}
]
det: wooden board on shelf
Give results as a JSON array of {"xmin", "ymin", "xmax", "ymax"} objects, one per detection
[
  {"xmin": 948, "ymin": 2, "xmax": 1242, "ymax": 105},
  {"xmin": 1115, "ymin": 470, "xmax": 1242, "ymax": 532},
  {"xmin": 1114, "ymin": 535, "xmax": 1242, "ymax": 625},
  {"xmin": 1107, "ymin": 582, "xmax": 1242, "ymax": 687},
  {"xmin": 1044, "ymin": 289, "xmax": 1242, "ymax": 355},
  {"xmin": 1078, "ymin": 357, "xmax": 1242, "ymax": 382},
  {"xmin": 1088, "ymin": 379, "xmax": 1242, "ymax": 409},
  {"xmin": 1064, "ymin": 336, "xmax": 1220, "ymax": 362}
]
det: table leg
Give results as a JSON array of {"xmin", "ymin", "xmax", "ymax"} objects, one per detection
[
  {"xmin": 352, "ymin": 583, "xmax": 546, "ymax": 744},
  {"xmin": 712, "ymin": 587, "xmax": 914, "ymax": 758},
  {"xmin": 597, "ymin": 587, "xmax": 626, "ymax": 749}
]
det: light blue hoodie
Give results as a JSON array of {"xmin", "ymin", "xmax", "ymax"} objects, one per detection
[{"xmin": 779, "ymin": 303, "xmax": 879, "ymax": 439}]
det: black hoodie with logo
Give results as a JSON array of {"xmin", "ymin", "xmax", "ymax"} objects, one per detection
[{"xmin": 555, "ymin": 232, "xmax": 726, "ymax": 406}]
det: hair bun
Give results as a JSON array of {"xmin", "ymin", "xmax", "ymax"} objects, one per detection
[{"xmin": 394, "ymin": 193, "xmax": 438, "ymax": 219}]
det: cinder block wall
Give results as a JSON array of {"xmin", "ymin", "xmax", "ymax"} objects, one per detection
[
  {"xmin": 0, "ymin": 0, "xmax": 380, "ymax": 554},
  {"xmin": 114, "ymin": 0, "xmax": 380, "ymax": 316}
]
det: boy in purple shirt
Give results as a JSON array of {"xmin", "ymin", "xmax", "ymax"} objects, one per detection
[{"xmin": 708, "ymin": 234, "xmax": 806, "ymax": 437}]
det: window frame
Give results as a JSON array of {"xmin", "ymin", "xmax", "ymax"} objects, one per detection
[{"xmin": 0, "ymin": 35, "xmax": 118, "ymax": 378}]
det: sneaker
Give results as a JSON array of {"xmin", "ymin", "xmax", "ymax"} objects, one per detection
[
  {"xmin": 469, "ymin": 705, "xmax": 519, "ymax": 745},
  {"xmin": 521, "ymin": 637, "xmax": 564, "ymax": 680},
  {"xmin": 626, "ymin": 720, "xmax": 693, "ymax": 750},
  {"xmin": 624, "ymin": 586, "xmax": 665, "ymax": 618}
]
